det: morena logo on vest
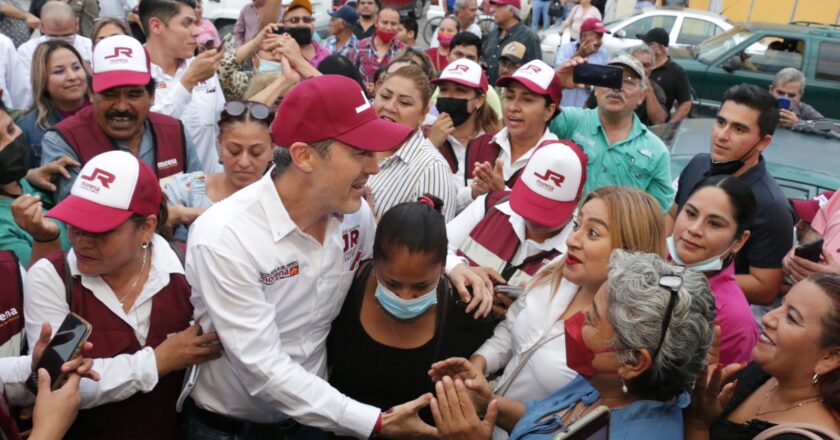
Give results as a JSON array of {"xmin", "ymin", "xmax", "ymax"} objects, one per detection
[
  {"xmin": 79, "ymin": 168, "xmax": 116, "ymax": 193},
  {"xmin": 533, "ymin": 169, "xmax": 565, "ymax": 192}
]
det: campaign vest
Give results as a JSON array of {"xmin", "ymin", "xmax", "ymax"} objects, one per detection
[
  {"xmin": 456, "ymin": 191, "xmax": 560, "ymax": 286},
  {"xmin": 420, "ymin": 125, "xmax": 458, "ymax": 173},
  {"xmin": 51, "ymin": 106, "xmax": 187, "ymax": 178},
  {"xmin": 47, "ymin": 251, "xmax": 192, "ymax": 440},
  {"xmin": 0, "ymin": 390, "xmax": 19, "ymax": 440},
  {"xmin": 0, "ymin": 252, "xmax": 24, "ymax": 358},
  {"xmin": 463, "ymin": 131, "xmax": 522, "ymax": 188}
]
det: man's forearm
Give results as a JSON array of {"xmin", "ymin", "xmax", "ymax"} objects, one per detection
[
  {"xmin": 736, "ymin": 272, "xmax": 782, "ymax": 305},
  {"xmin": 645, "ymin": 89, "xmax": 667, "ymax": 125},
  {"xmin": 671, "ymin": 100, "xmax": 692, "ymax": 123},
  {"xmin": 0, "ymin": 3, "xmax": 30, "ymax": 20},
  {"xmin": 259, "ymin": 0, "xmax": 281, "ymax": 32}
]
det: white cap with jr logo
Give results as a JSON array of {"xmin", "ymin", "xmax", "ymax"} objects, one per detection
[{"xmin": 92, "ymin": 35, "xmax": 152, "ymax": 93}]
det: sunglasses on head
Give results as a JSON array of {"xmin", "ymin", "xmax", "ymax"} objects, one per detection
[
  {"xmin": 652, "ymin": 273, "xmax": 683, "ymax": 360},
  {"xmin": 221, "ymin": 101, "xmax": 273, "ymax": 121}
]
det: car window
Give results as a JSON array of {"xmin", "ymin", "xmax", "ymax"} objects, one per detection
[
  {"xmin": 816, "ymin": 41, "xmax": 840, "ymax": 82},
  {"xmin": 619, "ymin": 15, "xmax": 676, "ymax": 41},
  {"xmin": 734, "ymin": 36, "xmax": 804, "ymax": 73},
  {"xmin": 696, "ymin": 27, "xmax": 754, "ymax": 63},
  {"xmin": 676, "ymin": 18, "xmax": 722, "ymax": 46}
]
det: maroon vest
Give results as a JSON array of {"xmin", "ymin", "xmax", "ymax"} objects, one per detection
[
  {"xmin": 47, "ymin": 251, "xmax": 192, "ymax": 440},
  {"xmin": 420, "ymin": 125, "xmax": 458, "ymax": 173},
  {"xmin": 51, "ymin": 106, "xmax": 187, "ymax": 178},
  {"xmin": 0, "ymin": 252, "xmax": 24, "ymax": 354},
  {"xmin": 456, "ymin": 191, "xmax": 560, "ymax": 286},
  {"xmin": 463, "ymin": 131, "xmax": 521, "ymax": 188}
]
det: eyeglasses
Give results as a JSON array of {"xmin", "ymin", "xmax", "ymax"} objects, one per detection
[
  {"xmin": 221, "ymin": 101, "xmax": 273, "ymax": 122},
  {"xmin": 653, "ymin": 273, "xmax": 683, "ymax": 360},
  {"xmin": 284, "ymin": 16, "xmax": 315, "ymax": 24},
  {"xmin": 621, "ymin": 75, "xmax": 642, "ymax": 90}
]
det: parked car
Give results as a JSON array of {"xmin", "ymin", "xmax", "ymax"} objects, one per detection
[
  {"xmin": 652, "ymin": 118, "xmax": 840, "ymax": 200},
  {"xmin": 203, "ymin": 0, "xmax": 332, "ymax": 39},
  {"xmin": 539, "ymin": 8, "xmax": 731, "ymax": 66},
  {"xmin": 671, "ymin": 22, "xmax": 840, "ymax": 120}
]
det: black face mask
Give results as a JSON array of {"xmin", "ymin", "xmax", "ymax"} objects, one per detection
[
  {"xmin": 708, "ymin": 139, "xmax": 762, "ymax": 176},
  {"xmin": 436, "ymin": 97, "xmax": 473, "ymax": 127},
  {"xmin": 281, "ymin": 26, "xmax": 313, "ymax": 46},
  {"xmin": 0, "ymin": 135, "xmax": 28, "ymax": 185}
]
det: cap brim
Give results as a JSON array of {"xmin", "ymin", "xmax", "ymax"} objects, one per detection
[
  {"xmin": 93, "ymin": 71, "xmax": 151, "ymax": 93},
  {"xmin": 430, "ymin": 76, "xmax": 485, "ymax": 92},
  {"xmin": 509, "ymin": 178, "xmax": 576, "ymax": 228},
  {"xmin": 334, "ymin": 117, "xmax": 414, "ymax": 152},
  {"xmin": 496, "ymin": 75, "xmax": 548, "ymax": 96},
  {"xmin": 46, "ymin": 194, "xmax": 134, "ymax": 233},
  {"xmin": 498, "ymin": 55, "xmax": 524, "ymax": 64}
]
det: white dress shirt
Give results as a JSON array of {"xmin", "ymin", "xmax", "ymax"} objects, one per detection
[
  {"xmin": 368, "ymin": 130, "xmax": 458, "ymax": 221},
  {"xmin": 456, "ymin": 127, "xmax": 559, "ymax": 212},
  {"xmin": 186, "ymin": 172, "xmax": 381, "ymax": 438},
  {"xmin": 0, "ymin": 356, "xmax": 34, "ymax": 406},
  {"xmin": 15, "ymin": 35, "xmax": 93, "ymax": 110},
  {"xmin": 476, "ymin": 275, "xmax": 580, "ymax": 440},
  {"xmin": 445, "ymin": 195, "xmax": 573, "ymax": 274},
  {"xmin": 150, "ymin": 59, "xmax": 226, "ymax": 174},
  {"xmin": 0, "ymin": 33, "xmax": 27, "ymax": 110},
  {"xmin": 23, "ymin": 234, "xmax": 184, "ymax": 409}
]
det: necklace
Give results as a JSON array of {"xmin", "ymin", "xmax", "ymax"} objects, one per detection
[
  {"xmin": 117, "ymin": 246, "xmax": 149, "ymax": 307},
  {"xmin": 754, "ymin": 382, "xmax": 823, "ymax": 417}
]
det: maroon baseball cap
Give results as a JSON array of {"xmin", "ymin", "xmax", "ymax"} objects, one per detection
[
  {"xmin": 496, "ymin": 60, "xmax": 563, "ymax": 107},
  {"xmin": 272, "ymin": 75, "xmax": 413, "ymax": 151},
  {"xmin": 510, "ymin": 140, "xmax": 587, "ymax": 228},
  {"xmin": 580, "ymin": 18, "xmax": 609, "ymax": 34},
  {"xmin": 47, "ymin": 151, "xmax": 162, "ymax": 233},
  {"xmin": 790, "ymin": 191, "xmax": 835, "ymax": 223},
  {"xmin": 489, "ymin": 0, "xmax": 521, "ymax": 9}
]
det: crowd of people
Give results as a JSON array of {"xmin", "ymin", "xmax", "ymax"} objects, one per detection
[{"xmin": 0, "ymin": 0, "xmax": 839, "ymax": 438}]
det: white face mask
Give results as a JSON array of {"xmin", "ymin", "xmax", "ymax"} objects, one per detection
[
  {"xmin": 257, "ymin": 58, "xmax": 283, "ymax": 74},
  {"xmin": 667, "ymin": 235, "xmax": 734, "ymax": 272}
]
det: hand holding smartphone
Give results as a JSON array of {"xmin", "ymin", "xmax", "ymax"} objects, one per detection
[
  {"xmin": 572, "ymin": 64, "xmax": 624, "ymax": 90},
  {"xmin": 494, "ymin": 285, "xmax": 525, "ymax": 299},
  {"xmin": 794, "ymin": 238, "xmax": 824, "ymax": 263},
  {"xmin": 28, "ymin": 313, "xmax": 92, "ymax": 393},
  {"xmin": 777, "ymin": 96, "xmax": 792, "ymax": 110}
]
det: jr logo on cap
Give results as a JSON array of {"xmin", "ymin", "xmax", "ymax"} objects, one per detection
[
  {"xmin": 450, "ymin": 64, "xmax": 469, "ymax": 73},
  {"xmin": 80, "ymin": 168, "xmax": 116, "ymax": 189},
  {"xmin": 104, "ymin": 47, "xmax": 133, "ymax": 59},
  {"xmin": 534, "ymin": 169, "xmax": 565, "ymax": 189},
  {"xmin": 522, "ymin": 65, "xmax": 542, "ymax": 74}
]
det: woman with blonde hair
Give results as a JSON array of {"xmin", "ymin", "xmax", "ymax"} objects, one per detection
[
  {"xmin": 433, "ymin": 186, "xmax": 665, "ymax": 438},
  {"xmin": 18, "ymin": 40, "xmax": 91, "ymax": 168},
  {"xmin": 91, "ymin": 18, "xmax": 130, "ymax": 46}
]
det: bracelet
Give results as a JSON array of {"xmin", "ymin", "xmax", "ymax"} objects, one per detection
[
  {"xmin": 32, "ymin": 231, "xmax": 60, "ymax": 243},
  {"xmin": 369, "ymin": 413, "xmax": 382, "ymax": 439}
]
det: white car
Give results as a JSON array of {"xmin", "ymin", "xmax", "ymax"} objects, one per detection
[
  {"xmin": 539, "ymin": 8, "xmax": 732, "ymax": 66},
  {"xmin": 203, "ymin": 0, "xmax": 332, "ymax": 38}
]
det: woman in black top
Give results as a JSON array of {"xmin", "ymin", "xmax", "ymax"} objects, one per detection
[
  {"xmin": 687, "ymin": 274, "xmax": 840, "ymax": 439},
  {"xmin": 327, "ymin": 195, "xmax": 495, "ymax": 428}
]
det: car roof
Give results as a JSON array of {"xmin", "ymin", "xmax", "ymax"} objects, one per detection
[
  {"xmin": 610, "ymin": 7, "xmax": 730, "ymax": 24},
  {"xmin": 739, "ymin": 21, "xmax": 840, "ymax": 37},
  {"xmin": 657, "ymin": 119, "xmax": 840, "ymax": 176}
]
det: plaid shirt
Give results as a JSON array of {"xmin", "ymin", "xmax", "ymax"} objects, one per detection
[
  {"xmin": 325, "ymin": 34, "xmax": 360, "ymax": 61},
  {"xmin": 353, "ymin": 37, "xmax": 405, "ymax": 84}
]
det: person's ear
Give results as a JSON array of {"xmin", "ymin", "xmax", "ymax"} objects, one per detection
[
  {"xmin": 815, "ymin": 347, "xmax": 840, "ymax": 382},
  {"xmin": 474, "ymin": 93, "xmax": 486, "ymax": 110},
  {"xmin": 543, "ymin": 102, "xmax": 557, "ymax": 122},
  {"xmin": 731, "ymin": 230, "xmax": 750, "ymax": 254},
  {"xmin": 756, "ymin": 134, "xmax": 773, "ymax": 154},
  {"xmin": 288, "ymin": 142, "xmax": 317, "ymax": 173},
  {"xmin": 618, "ymin": 348, "xmax": 653, "ymax": 381}
]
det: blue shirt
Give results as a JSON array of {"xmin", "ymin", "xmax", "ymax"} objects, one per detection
[
  {"xmin": 18, "ymin": 109, "xmax": 62, "ymax": 169},
  {"xmin": 509, "ymin": 375, "xmax": 690, "ymax": 440},
  {"xmin": 40, "ymin": 119, "xmax": 203, "ymax": 202},
  {"xmin": 554, "ymin": 43, "xmax": 608, "ymax": 108}
]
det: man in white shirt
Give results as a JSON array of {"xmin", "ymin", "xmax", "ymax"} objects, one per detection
[
  {"xmin": 15, "ymin": 1, "xmax": 92, "ymax": 110},
  {"xmin": 185, "ymin": 75, "xmax": 439, "ymax": 439},
  {"xmin": 0, "ymin": 33, "xmax": 27, "ymax": 110},
  {"xmin": 141, "ymin": 0, "xmax": 225, "ymax": 174}
]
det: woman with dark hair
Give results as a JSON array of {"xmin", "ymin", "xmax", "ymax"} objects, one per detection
[
  {"xmin": 688, "ymin": 273, "xmax": 840, "ymax": 439},
  {"xmin": 669, "ymin": 175, "xmax": 758, "ymax": 365},
  {"xmin": 91, "ymin": 17, "xmax": 130, "ymax": 46},
  {"xmin": 164, "ymin": 100, "xmax": 274, "ymax": 240},
  {"xmin": 18, "ymin": 40, "xmax": 91, "ymax": 168},
  {"xmin": 23, "ymin": 151, "xmax": 222, "ymax": 440},
  {"xmin": 327, "ymin": 195, "xmax": 495, "ymax": 428},
  {"xmin": 425, "ymin": 16, "xmax": 459, "ymax": 72},
  {"xmin": 318, "ymin": 54, "xmax": 365, "ymax": 91}
]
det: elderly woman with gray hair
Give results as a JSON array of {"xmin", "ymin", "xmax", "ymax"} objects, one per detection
[{"xmin": 429, "ymin": 250, "xmax": 717, "ymax": 440}]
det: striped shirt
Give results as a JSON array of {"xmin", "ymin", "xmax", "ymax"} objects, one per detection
[{"xmin": 369, "ymin": 130, "xmax": 458, "ymax": 221}]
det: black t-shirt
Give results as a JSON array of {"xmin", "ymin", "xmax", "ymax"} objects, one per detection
[
  {"xmin": 353, "ymin": 23, "xmax": 375, "ymax": 40},
  {"xmin": 650, "ymin": 57, "xmax": 692, "ymax": 118},
  {"xmin": 674, "ymin": 154, "xmax": 794, "ymax": 273},
  {"xmin": 327, "ymin": 261, "xmax": 495, "ymax": 429}
]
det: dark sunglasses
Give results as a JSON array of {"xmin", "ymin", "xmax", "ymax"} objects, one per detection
[
  {"xmin": 285, "ymin": 16, "xmax": 315, "ymax": 24},
  {"xmin": 221, "ymin": 101, "xmax": 273, "ymax": 121},
  {"xmin": 652, "ymin": 273, "xmax": 683, "ymax": 360}
]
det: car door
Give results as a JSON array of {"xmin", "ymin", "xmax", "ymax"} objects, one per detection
[
  {"xmin": 675, "ymin": 17, "xmax": 726, "ymax": 48},
  {"xmin": 806, "ymin": 38, "xmax": 840, "ymax": 119},
  {"xmin": 698, "ymin": 31, "xmax": 807, "ymax": 110},
  {"xmin": 604, "ymin": 13, "xmax": 677, "ymax": 54}
]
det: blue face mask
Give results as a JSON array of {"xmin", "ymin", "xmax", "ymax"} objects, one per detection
[
  {"xmin": 374, "ymin": 278, "xmax": 438, "ymax": 320},
  {"xmin": 667, "ymin": 235, "xmax": 728, "ymax": 272},
  {"xmin": 257, "ymin": 58, "xmax": 283, "ymax": 74}
]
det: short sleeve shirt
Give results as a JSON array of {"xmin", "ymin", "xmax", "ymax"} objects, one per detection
[
  {"xmin": 810, "ymin": 190, "xmax": 840, "ymax": 262},
  {"xmin": 482, "ymin": 22, "xmax": 542, "ymax": 84},
  {"xmin": 650, "ymin": 57, "xmax": 691, "ymax": 116},
  {"xmin": 674, "ymin": 154, "xmax": 795, "ymax": 272}
]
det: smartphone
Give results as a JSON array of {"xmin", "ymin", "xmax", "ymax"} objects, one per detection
[
  {"xmin": 494, "ymin": 285, "xmax": 525, "ymax": 299},
  {"xmin": 777, "ymin": 96, "xmax": 792, "ymax": 110},
  {"xmin": 30, "ymin": 313, "xmax": 92, "ymax": 392},
  {"xmin": 273, "ymin": 26, "xmax": 311, "ymax": 45},
  {"xmin": 572, "ymin": 64, "xmax": 624, "ymax": 90},
  {"xmin": 794, "ymin": 238, "xmax": 824, "ymax": 262},
  {"xmin": 553, "ymin": 405, "xmax": 610, "ymax": 440}
]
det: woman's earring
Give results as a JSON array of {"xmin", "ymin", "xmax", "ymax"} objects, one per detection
[
  {"xmin": 141, "ymin": 241, "xmax": 150, "ymax": 249},
  {"xmin": 621, "ymin": 377, "xmax": 628, "ymax": 395},
  {"xmin": 813, "ymin": 370, "xmax": 820, "ymax": 384}
]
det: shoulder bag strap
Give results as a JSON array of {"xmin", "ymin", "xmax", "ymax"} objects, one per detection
[{"xmin": 494, "ymin": 330, "xmax": 563, "ymax": 397}]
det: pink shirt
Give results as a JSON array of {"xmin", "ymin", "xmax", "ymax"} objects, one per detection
[
  {"xmin": 308, "ymin": 40, "xmax": 331, "ymax": 68},
  {"xmin": 708, "ymin": 263, "xmax": 757, "ymax": 365},
  {"xmin": 811, "ymin": 190, "xmax": 840, "ymax": 260}
]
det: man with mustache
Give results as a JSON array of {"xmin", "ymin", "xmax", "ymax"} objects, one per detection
[
  {"xmin": 553, "ymin": 17, "xmax": 608, "ymax": 108},
  {"xmin": 550, "ymin": 54, "xmax": 673, "ymax": 212},
  {"xmin": 40, "ymin": 34, "xmax": 203, "ymax": 202},
  {"xmin": 353, "ymin": 0, "xmax": 379, "ymax": 39}
]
